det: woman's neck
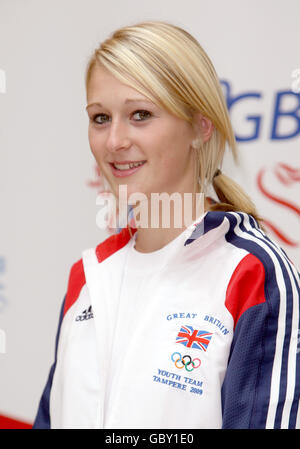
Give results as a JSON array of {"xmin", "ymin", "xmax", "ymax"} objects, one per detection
[{"xmin": 132, "ymin": 195, "xmax": 210, "ymax": 253}]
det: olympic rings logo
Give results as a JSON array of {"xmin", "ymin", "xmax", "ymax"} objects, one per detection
[{"xmin": 171, "ymin": 352, "xmax": 201, "ymax": 372}]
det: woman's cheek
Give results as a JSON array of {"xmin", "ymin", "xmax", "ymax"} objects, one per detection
[{"xmin": 89, "ymin": 135, "xmax": 104, "ymax": 161}]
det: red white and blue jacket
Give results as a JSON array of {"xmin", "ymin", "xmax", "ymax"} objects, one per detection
[{"xmin": 33, "ymin": 211, "xmax": 300, "ymax": 429}]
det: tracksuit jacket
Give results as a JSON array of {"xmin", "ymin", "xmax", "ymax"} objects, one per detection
[{"xmin": 33, "ymin": 210, "xmax": 300, "ymax": 429}]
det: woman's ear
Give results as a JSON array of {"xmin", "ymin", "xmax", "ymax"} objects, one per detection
[{"xmin": 193, "ymin": 113, "xmax": 214, "ymax": 143}]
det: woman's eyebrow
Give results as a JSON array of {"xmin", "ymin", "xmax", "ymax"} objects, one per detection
[{"xmin": 85, "ymin": 98, "xmax": 154, "ymax": 110}]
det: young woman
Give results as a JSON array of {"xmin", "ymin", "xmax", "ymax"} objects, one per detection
[{"xmin": 33, "ymin": 20, "xmax": 300, "ymax": 429}]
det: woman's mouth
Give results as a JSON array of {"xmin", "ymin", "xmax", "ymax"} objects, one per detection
[{"xmin": 109, "ymin": 161, "xmax": 147, "ymax": 177}]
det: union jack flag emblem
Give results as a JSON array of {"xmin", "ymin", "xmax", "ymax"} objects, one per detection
[{"xmin": 176, "ymin": 325, "xmax": 213, "ymax": 351}]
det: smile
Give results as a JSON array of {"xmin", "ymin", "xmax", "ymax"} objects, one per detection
[{"xmin": 109, "ymin": 161, "xmax": 146, "ymax": 177}]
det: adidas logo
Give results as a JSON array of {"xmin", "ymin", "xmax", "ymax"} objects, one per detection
[{"xmin": 75, "ymin": 305, "xmax": 94, "ymax": 322}]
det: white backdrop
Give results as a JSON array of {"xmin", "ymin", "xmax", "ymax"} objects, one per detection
[{"xmin": 0, "ymin": 0, "xmax": 299, "ymax": 426}]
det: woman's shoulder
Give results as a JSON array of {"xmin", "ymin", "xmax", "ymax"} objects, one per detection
[
  {"xmin": 64, "ymin": 226, "xmax": 136, "ymax": 310},
  {"xmin": 94, "ymin": 226, "xmax": 137, "ymax": 262}
]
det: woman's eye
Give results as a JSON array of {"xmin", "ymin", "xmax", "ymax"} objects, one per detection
[
  {"xmin": 132, "ymin": 110, "xmax": 151, "ymax": 121},
  {"xmin": 91, "ymin": 114, "xmax": 109, "ymax": 125},
  {"xmin": 90, "ymin": 110, "xmax": 151, "ymax": 125}
]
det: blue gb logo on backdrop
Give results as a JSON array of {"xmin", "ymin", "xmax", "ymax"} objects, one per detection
[{"xmin": 221, "ymin": 80, "xmax": 300, "ymax": 141}]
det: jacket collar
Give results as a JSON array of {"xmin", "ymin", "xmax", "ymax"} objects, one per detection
[{"xmin": 93, "ymin": 209, "xmax": 243, "ymax": 264}]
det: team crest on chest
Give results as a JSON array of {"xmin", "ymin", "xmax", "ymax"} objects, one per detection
[{"xmin": 176, "ymin": 325, "xmax": 213, "ymax": 351}]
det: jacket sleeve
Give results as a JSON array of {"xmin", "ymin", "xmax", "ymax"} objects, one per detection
[
  {"xmin": 221, "ymin": 252, "xmax": 300, "ymax": 429},
  {"xmin": 32, "ymin": 296, "xmax": 66, "ymax": 429},
  {"xmin": 32, "ymin": 258, "xmax": 85, "ymax": 428}
]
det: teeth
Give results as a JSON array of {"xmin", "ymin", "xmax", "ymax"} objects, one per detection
[{"xmin": 114, "ymin": 161, "xmax": 145, "ymax": 170}]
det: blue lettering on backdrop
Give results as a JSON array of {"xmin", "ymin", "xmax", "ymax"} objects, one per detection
[
  {"xmin": 221, "ymin": 80, "xmax": 300, "ymax": 141},
  {"xmin": 221, "ymin": 80, "xmax": 262, "ymax": 142},
  {"xmin": 271, "ymin": 90, "xmax": 300, "ymax": 140}
]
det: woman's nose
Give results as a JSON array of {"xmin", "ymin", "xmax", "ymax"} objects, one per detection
[{"xmin": 106, "ymin": 119, "xmax": 131, "ymax": 153}]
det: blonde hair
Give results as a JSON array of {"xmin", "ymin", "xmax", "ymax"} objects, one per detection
[{"xmin": 85, "ymin": 20, "xmax": 265, "ymax": 233}]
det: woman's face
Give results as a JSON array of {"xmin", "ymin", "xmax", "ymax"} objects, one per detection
[{"xmin": 86, "ymin": 64, "xmax": 198, "ymax": 202}]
